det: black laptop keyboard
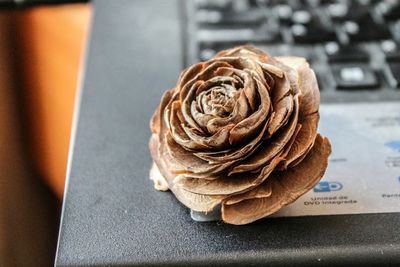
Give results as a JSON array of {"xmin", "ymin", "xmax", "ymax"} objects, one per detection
[{"xmin": 184, "ymin": 0, "xmax": 400, "ymax": 103}]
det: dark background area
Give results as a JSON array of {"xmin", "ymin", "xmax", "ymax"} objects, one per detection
[{"xmin": 0, "ymin": 4, "xmax": 90, "ymax": 266}]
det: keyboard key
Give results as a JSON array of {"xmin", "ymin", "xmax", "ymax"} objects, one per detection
[
  {"xmin": 286, "ymin": 47, "xmax": 314, "ymax": 62},
  {"xmin": 327, "ymin": 3, "xmax": 349, "ymax": 21},
  {"xmin": 304, "ymin": 0, "xmax": 336, "ymax": 7},
  {"xmin": 343, "ymin": 20, "xmax": 360, "ymax": 35},
  {"xmin": 292, "ymin": 10, "xmax": 312, "ymax": 24},
  {"xmin": 196, "ymin": 0, "xmax": 266, "ymax": 27},
  {"xmin": 344, "ymin": 14, "xmax": 391, "ymax": 42},
  {"xmin": 197, "ymin": 28, "xmax": 254, "ymax": 42},
  {"xmin": 325, "ymin": 43, "xmax": 370, "ymax": 62},
  {"xmin": 388, "ymin": 62, "xmax": 400, "ymax": 88},
  {"xmin": 342, "ymin": 1, "xmax": 370, "ymax": 21},
  {"xmin": 313, "ymin": 0, "xmax": 338, "ymax": 4},
  {"xmin": 198, "ymin": 43, "xmax": 228, "ymax": 61},
  {"xmin": 194, "ymin": 0, "xmax": 231, "ymax": 10},
  {"xmin": 197, "ymin": 25, "xmax": 281, "ymax": 43},
  {"xmin": 393, "ymin": 20, "xmax": 400, "ymax": 40},
  {"xmin": 198, "ymin": 40, "xmax": 280, "ymax": 61},
  {"xmin": 199, "ymin": 48, "xmax": 217, "ymax": 61},
  {"xmin": 275, "ymin": 4, "xmax": 293, "ymax": 24},
  {"xmin": 196, "ymin": 9, "xmax": 265, "ymax": 27},
  {"xmin": 292, "ymin": 23, "xmax": 337, "ymax": 43},
  {"xmin": 195, "ymin": 10, "xmax": 223, "ymax": 24},
  {"xmin": 332, "ymin": 65, "xmax": 380, "ymax": 89},
  {"xmin": 381, "ymin": 40, "xmax": 400, "ymax": 61},
  {"xmin": 376, "ymin": 1, "xmax": 400, "ymax": 21}
]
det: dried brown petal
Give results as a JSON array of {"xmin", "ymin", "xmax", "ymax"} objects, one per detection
[
  {"xmin": 150, "ymin": 135, "xmax": 224, "ymax": 212},
  {"xmin": 149, "ymin": 45, "xmax": 331, "ymax": 225},
  {"xmin": 221, "ymin": 134, "xmax": 331, "ymax": 225},
  {"xmin": 172, "ymin": 184, "xmax": 224, "ymax": 212},
  {"xmin": 282, "ymin": 113, "xmax": 319, "ymax": 168},
  {"xmin": 229, "ymin": 95, "xmax": 299, "ymax": 174},
  {"xmin": 194, "ymin": 117, "xmax": 270, "ymax": 164},
  {"xmin": 174, "ymin": 151, "xmax": 283, "ymax": 197},
  {"xmin": 174, "ymin": 171, "xmax": 260, "ymax": 196},
  {"xmin": 165, "ymin": 134, "xmax": 230, "ymax": 175},
  {"xmin": 224, "ymin": 181, "xmax": 272, "ymax": 205},
  {"xmin": 275, "ymin": 56, "xmax": 320, "ymax": 117}
]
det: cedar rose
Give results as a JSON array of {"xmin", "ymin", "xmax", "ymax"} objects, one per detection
[{"xmin": 149, "ymin": 45, "xmax": 331, "ymax": 225}]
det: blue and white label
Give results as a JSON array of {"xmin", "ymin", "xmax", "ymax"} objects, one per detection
[
  {"xmin": 273, "ymin": 102, "xmax": 400, "ymax": 218},
  {"xmin": 313, "ymin": 181, "xmax": 343, "ymax": 193},
  {"xmin": 385, "ymin": 140, "xmax": 400, "ymax": 152}
]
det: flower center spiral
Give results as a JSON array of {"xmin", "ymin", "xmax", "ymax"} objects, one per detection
[{"xmin": 199, "ymin": 86, "xmax": 237, "ymax": 117}]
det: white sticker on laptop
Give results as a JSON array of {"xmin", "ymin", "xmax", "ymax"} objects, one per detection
[{"xmin": 272, "ymin": 102, "xmax": 400, "ymax": 217}]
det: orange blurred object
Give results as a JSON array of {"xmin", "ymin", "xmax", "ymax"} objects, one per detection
[{"xmin": 16, "ymin": 4, "xmax": 91, "ymax": 198}]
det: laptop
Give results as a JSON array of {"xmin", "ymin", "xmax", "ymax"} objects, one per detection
[
  {"xmin": 184, "ymin": 0, "xmax": 400, "ymax": 220},
  {"xmin": 56, "ymin": 0, "xmax": 400, "ymax": 266}
]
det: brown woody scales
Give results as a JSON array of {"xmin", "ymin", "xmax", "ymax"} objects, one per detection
[{"xmin": 149, "ymin": 45, "xmax": 331, "ymax": 225}]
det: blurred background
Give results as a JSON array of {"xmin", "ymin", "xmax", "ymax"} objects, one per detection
[{"xmin": 0, "ymin": 3, "xmax": 90, "ymax": 266}]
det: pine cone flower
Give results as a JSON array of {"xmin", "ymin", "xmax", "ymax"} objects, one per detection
[{"xmin": 149, "ymin": 45, "xmax": 331, "ymax": 225}]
